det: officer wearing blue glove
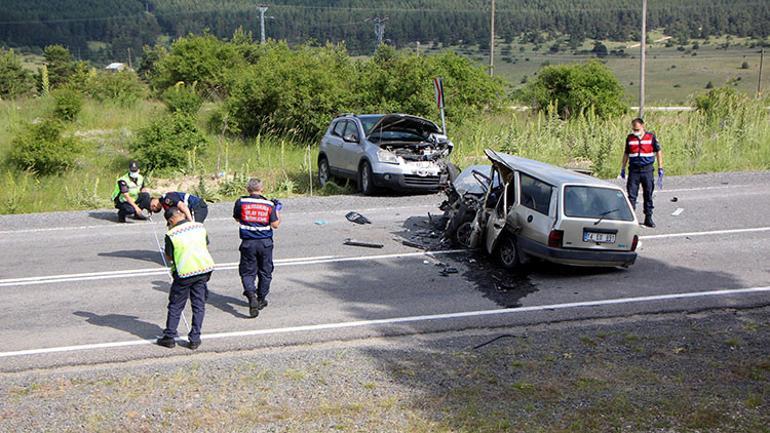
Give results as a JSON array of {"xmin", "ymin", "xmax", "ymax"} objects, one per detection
[
  {"xmin": 620, "ymin": 118, "xmax": 664, "ymax": 228},
  {"xmin": 233, "ymin": 178, "xmax": 281, "ymax": 318}
]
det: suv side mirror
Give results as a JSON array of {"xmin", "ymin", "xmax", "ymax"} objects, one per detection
[{"xmin": 344, "ymin": 133, "xmax": 359, "ymax": 143}]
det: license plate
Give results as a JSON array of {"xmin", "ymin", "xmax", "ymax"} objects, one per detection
[
  {"xmin": 410, "ymin": 161, "xmax": 433, "ymax": 168},
  {"xmin": 583, "ymin": 231, "xmax": 616, "ymax": 244}
]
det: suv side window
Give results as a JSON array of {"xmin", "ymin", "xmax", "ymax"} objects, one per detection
[
  {"xmin": 332, "ymin": 120, "xmax": 347, "ymax": 137},
  {"xmin": 343, "ymin": 121, "xmax": 359, "ymax": 142},
  {"xmin": 520, "ymin": 173, "xmax": 553, "ymax": 215}
]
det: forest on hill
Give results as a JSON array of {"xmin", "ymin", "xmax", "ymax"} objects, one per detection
[{"xmin": 1, "ymin": 0, "xmax": 769, "ymax": 62}]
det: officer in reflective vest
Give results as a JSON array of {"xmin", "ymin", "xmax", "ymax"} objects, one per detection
[
  {"xmin": 233, "ymin": 178, "xmax": 281, "ymax": 318},
  {"xmin": 621, "ymin": 118, "xmax": 664, "ymax": 228},
  {"xmin": 149, "ymin": 191, "xmax": 209, "ymax": 223},
  {"xmin": 156, "ymin": 207, "xmax": 215, "ymax": 350},
  {"xmin": 111, "ymin": 160, "xmax": 150, "ymax": 223}
]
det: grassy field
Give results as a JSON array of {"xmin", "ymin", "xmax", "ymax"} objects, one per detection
[{"xmin": 435, "ymin": 33, "xmax": 769, "ymax": 104}]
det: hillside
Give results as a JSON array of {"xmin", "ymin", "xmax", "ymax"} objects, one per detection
[{"xmin": 1, "ymin": 0, "xmax": 768, "ymax": 61}]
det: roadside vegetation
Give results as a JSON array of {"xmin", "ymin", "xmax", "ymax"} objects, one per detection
[{"xmin": 1, "ymin": 31, "xmax": 769, "ymax": 215}]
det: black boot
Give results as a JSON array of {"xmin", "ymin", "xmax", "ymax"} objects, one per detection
[
  {"xmin": 257, "ymin": 298, "xmax": 268, "ymax": 310},
  {"xmin": 643, "ymin": 214, "xmax": 656, "ymax": 228},
  {"xmin": 246, "ymin": 293, "xmax": 259, "ymax": 318},
  {"xmin": 156, "ymin": 336, "xmax": 176, "ymax": 348}
]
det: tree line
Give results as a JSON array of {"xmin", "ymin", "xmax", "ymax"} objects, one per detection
[{"xmin": 1, "ymin": 0, "xmax": 768, "ymax": 62}]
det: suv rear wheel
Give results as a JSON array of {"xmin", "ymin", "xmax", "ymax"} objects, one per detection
[
  {"xmin": 318, "ymin": 156, "xmax": 331, "ymax": 187},
  {"xmin": 359, "ymin": 161, "xmax": 376, "ymax": 195}
]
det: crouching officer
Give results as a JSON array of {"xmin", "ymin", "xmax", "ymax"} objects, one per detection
[
  {"xmin": 150, "ymin": 191, "xmax": 209, "ymax": 223},
  {"xmin": 112, "ymin": 160, "xmax": 150, "ymax": 223},
  {"xmin": 156, "ymin": 206, "xmax": 215, "ymax": 350},
  {"xmin": 233, "ymin": 178, "xmax": 281, "ymax": 318},
  {"xmin": 621, "ymin": 118, "xmax": 664, "ymax": 228}
]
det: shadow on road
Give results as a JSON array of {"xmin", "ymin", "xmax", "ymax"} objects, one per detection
[
  {"xmin": 73, "ymin": 311, "xmax": 162, "ymax": 339},
  {"xmin": 98, "ymin": 250, "xmax": 165, "ymax": 265},
  {"xmin": 151, "ymin": 280, "xmax": 251, "ymax": 319},
  {"xmin": 87, "ymin": 211, "xmax": 118, "ymax": 222}
]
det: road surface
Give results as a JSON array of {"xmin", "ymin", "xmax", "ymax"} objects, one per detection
[{"xmin": 0, "ymin": 171, "xmax": 769, "ymax": 372}]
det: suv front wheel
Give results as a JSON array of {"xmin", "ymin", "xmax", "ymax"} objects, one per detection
[
  {"xmin": 318, "ymin": 156, "xmax": 331, "ymax": 187},
  {"xmin": 496, "ymin": 234, "xmax": 522, "ymax": 270},
  {"xmin": 358, "ymin": 161, "xmax": 376, "ymax": 195}
]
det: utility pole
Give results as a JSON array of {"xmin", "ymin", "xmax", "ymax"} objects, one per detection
[
  {"xmin": 758, "ymin": 48, "xmax": 765, "ymax": 97},
  {"xmin": 127, "ymin": 47, "xmax": 133, "ymax": 70},
  {"xmin": 257, "ymin": 5, "xmax": 269, "ymax": 44},
  {"xmin": 489, "ymin": 0, "xmax": 496, "ymax": 76},
  {"xmin": 639, "ymin": 0, "xmax": 647, "ymax": 119},
  {"xmin": 371, "ymin": 16, "xmax": 388, "ymax": 49}
]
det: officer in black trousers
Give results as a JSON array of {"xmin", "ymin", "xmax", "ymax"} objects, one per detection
[
  {"xmin": 233, "ymin": 178, "xmax": 281, "ymax": 318},
  {"xmin": 621, "ymin": 118, "xmax": 664, "ymax": 228},
  {"xmin": 156, "ymin": 207, "xmax": 215, "ymax": 350}
]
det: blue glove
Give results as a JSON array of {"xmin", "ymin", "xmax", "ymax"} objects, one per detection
[
  {"xmin": 620, "ymin": 168, "xmax": 626, "ymax": 180},
  {"xmin": 657, "ymin": 168, "xmax": 664, "ymax": 189},
  {"xmin": 272, "ymin": 199, "xmax": 283, "ymax": 212}
]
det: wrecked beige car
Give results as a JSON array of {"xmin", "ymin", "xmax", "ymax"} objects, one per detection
[{"xmin": 442, "ymin": 150, "xmax": 640, "ymax": 269}]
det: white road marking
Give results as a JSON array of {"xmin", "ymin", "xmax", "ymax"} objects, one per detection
[
  {"xmin": 671, "ymin": 208, "xmax": 684, "ymax": 216},
  {"xmin": 0, "ymin": 204, "xmax": 437, "ymax": 235},
  {"xmin": 0, "ymin": 250, "xmax": 467, "ymax": 287},
  {"xmin": 642, "ymin": 226, "xmax": 770, "ymax": 240},
  {"xmin": 1, "ymin": 286, "xmax": 768, "ymax": 359}
]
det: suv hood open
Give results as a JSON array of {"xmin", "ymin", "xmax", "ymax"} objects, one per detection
[{"xmin": 365, "ymin": 114, "xmax": 442, "ymax": 140}]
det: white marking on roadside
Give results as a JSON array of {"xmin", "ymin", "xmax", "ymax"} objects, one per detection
[
  {"xmin": 0, "ymin": 204, "xmax": 437, "ymax": 235},
  {"xmin": 0, "ymin": 250, "xmax": 467, "ymax": 287},
  {"xmin": 642, "ymin": 226, "xmax": 770, "ymax": 240},
  {"xmin": 1, "ymin": 286, "xmax": 768, "ymax": 359},
  {"xmin": 671, "ymin": 208, "xmax": 684, "ymax": 216}
]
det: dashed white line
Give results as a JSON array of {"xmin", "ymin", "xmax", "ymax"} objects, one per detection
[{"xmin": 1, "ymin": 285, "xmax": 768, "ymax": 359}]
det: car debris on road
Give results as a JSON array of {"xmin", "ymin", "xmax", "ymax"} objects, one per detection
[
  {"xmin": 345, "ymin": 211, "xmax": 372, "ymax": 225},
  {"xmin": 343, "ymin": 238, "xmax": 384, "ymax": 248}
]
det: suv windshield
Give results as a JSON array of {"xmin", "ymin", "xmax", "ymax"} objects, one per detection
[
  {"xmin": 358, "ymin": 115, "xmax": 384, "ymax": 135},
  {"xmin": 563, "ymin": 186, "xmax": 634, "ymax": 221}
]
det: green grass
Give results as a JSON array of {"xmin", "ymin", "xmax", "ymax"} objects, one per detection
[
  {"xmin": 444, "ymin": 33, "xmax": 770, "ymax": 104},
  {"xmin": 2, "ymin": 72, "xmax": 769, "ymax": 214}
]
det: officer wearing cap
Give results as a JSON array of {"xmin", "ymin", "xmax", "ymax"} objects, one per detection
[
  {"xmin": 149, "ymin": 191, "xmax": 209, "ymax": 223},
  {"xmin": 111, "ymin": 160, "xmax": 151, "ymax": 223},
  {"xmin": 233, "ymin": 178, "xmax": 281, "ymax": 318},
  {"xmin": 156, "ymin": 206, "xmax": 215, "ymax": 350}
]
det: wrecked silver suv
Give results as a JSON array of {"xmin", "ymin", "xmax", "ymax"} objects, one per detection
[
  {"xmin": 442, "ymin": 150, "xmax": 640, "ymax": 269},
  {"xmin": 318, "ymin": 114, "xmax": 454, "ymax": 195}
]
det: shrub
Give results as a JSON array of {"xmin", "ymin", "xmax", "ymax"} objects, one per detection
[
  {"xmin": 43, "ymin": 45, "xmax": 75, "ymax": 89},
  {"xmin": 151, "ymin": 34, "xmax": 245, "ymax": 97},
  {"xmin": 131, "ymin": 112, "xmax": 208, "ymax": 171},
  {"xmin": 52, "ymin": 88, "xmax": 83, "ymax": 122},
  {"xmin": 86, "ymin": 70, "xmax": 146, "ymax": 106},
  {"xmin": 740, "ymin": 61, "xmax": 750, "ymax": 69},
  {"xmin": 522, "ymin": 60, "xmax": 627, "ymax": 119},
  {"xmin": 0, "ymin": 48, "xmax": 35, "ymax": 99},
  {"xmin": 161, "ymin": 83, "xmax": 203, "ymax": 115},
  {"xmin": 8, "ymin": 119, "xmax": 80, "ymax": 175},
  {"xmin": 694, "ymin": 86, "xmax": 748, "ymax": 122}
]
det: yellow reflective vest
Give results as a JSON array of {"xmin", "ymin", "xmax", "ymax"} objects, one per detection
[
  {"xmin": 166, "ymin": 222, "xmax": 215, "ymax": 278},
  {"xmin": 111, "ymin": 173, "xmax": 145, "ymax": 203}
]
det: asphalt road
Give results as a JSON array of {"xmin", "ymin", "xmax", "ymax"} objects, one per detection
[{"xmin": 1, "ymin": 171, "xmax": 769, "ymax": 372}]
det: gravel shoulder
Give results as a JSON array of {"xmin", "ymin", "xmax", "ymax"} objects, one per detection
[{"xmin": 1, "ymin": 306, "xmax": 768, "ymax": 433}]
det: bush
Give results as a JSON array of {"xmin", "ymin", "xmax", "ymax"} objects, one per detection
[
  {"xmin": 0, "ymin": 48, "xmax": 35, "ymax": 99},
  {"xmin": 8, "ymin": 119, "xmax": 80, "ymax": 175},
  {"xmin": 43, "ymin": 45, "xmax": 75, "ymax": 89},
  {"xmin": 522, "ymin": 60, "xmax": 627, "ymax": 119},
  {"xmin": 694, "ymin": 86, "xmax": 748, "ymax": 122},
  {"xmin": 151, "ymin": 34, "xmax": 245, "ymax": 97},
  {"xmin": 52, "ymin": 88, "xmax": 83, "ymax": 122},
  {"xmin": 86, "ymin": 70, "xmax": 146, "ymax": 106},
  {"xmin": 740, "ymin": 61, "xmax": 750, "ymax": 69},
  {"xmin": 161, "ymin": 83, "xmax": 203, "ymax": 115},
  {"xmin": 131, "ymin": 112, "xmax": 208, "ymax": 171}
]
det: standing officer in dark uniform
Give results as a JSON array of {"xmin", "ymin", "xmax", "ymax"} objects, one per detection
[
  {"xmin": 233, "ymin": 178, "xmax": 281, "ymax": 318},
  {"xmin": 156, "ymin": 207, "xmax": 215, "ymax": 350},
  {"xmin": 149, "ymin": 191, "xmax": 209, "ymax": 223},
  {"xmin": 112, "ymin": 160, "xmax": 150, "ymax": 223},
  {"xmin": 621, "ymin": 118, "xmax": 664, "ymax": 228}
]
